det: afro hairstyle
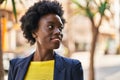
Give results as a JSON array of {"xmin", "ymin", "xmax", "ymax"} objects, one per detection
[{"xmin": 20, "ymin": 0, "xmax": 65, "ymax": 45}]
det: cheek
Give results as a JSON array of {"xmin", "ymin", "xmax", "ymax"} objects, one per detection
[
  {"xmin": 35, "ymin": 28, "xmax": 53, "ymax": 44},
  {"xmin": 36, "ymin": 34, "xmax": 51, "ymax": 44},
  {"xmin": 35, "ymin": 32, "xmax": 44, "ymax": 44}
]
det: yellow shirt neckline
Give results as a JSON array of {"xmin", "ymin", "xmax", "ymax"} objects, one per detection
[{"xmin": 24, "ymin": 60, "xmax": 55, "ymax": 80}]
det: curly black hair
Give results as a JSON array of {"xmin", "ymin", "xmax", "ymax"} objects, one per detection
[{"xmin": 20, "ymin": 0, "xmax": 65, "ymax": 45}]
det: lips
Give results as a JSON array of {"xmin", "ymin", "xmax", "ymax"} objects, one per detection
[
  {"xmin": 52, "ymin": 38, "xmax": 60, "ymax": 42},
  {"xmin": 50, "ymin": 35, "xmax": 62, "ymax": 41}
]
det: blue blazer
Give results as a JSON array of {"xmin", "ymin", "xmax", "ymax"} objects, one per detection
[{"xmin": 8, "ymin": 52, "xmax": 83, "ymax": 80}]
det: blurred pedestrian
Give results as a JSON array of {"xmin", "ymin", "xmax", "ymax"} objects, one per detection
[{"xmin": 8, "ymin": 0, "xmax": 83, "ymax": 80}]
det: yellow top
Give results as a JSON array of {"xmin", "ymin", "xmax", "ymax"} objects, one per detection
[{"xmin": 24, "ymin": 60, "xmax": 55, "ymax": 80}]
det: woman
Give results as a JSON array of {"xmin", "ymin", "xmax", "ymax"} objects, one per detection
[{"xmin": 8, "ymin": 0, "xmax": 83, "ymax": 80}]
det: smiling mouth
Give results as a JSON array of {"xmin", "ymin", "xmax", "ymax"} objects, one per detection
[
  {"xmin": 50, "ymin": 36, "xmax": 62, "ymax": 42},
  {"xmin": 51, "ymin": 38, "xmax": 61, "ymax": 42}
]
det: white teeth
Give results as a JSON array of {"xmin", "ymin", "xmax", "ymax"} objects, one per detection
[
  {"xmin": 54, "ymin": 38, "xmax": 59, "ymax": 40},
  {"xmin": 51, "ymin": 37, "xmax": 61, "ymax": 41},
  {"xmin": 52, "ymin": 38, "xmax": 60, "ymax": 41}
]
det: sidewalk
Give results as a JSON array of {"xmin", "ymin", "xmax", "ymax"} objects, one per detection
[
  {"xmin": 70, "ymin": 51, "xmax": 120, "ymax": 80},
  {"xmin": 105, "ymin": 71, "xmax": 120, "ymax": 80}
]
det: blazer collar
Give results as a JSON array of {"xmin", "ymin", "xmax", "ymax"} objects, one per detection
[
  {"xmin": 17, "ymin": 53, "xmax": 34, "ymax": 80},
  {"xmin": 17, "ymin": 52, "xmax": 65, "ymax": 80},
  {"xmin": 54, "ymin": 52, "xmax": 66, "ymax": 80},
  {"xmin": 54, "ymin": 52, "xmax": 65, "ymax": 71}
]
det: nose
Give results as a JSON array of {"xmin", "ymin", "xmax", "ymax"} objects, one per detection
[
  {"xmin": 54, "ymin": 27, "xmax": 61, "ymax": 35},
  {"xmin": 54, "ymin": 27, "xmax": 63, "ymax": 38}
]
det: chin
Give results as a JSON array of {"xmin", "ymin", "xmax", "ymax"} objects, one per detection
[
  {"xmin": 54, "ymin": 46, "xmax": 60, "ymax": 49},
  {"xmin": 49, "ymin": 41, "xmax": 61, "ymax": 49},
  {"xmin": 54, "ymin": 44, "xmax": 60, "ymax": 49},
  {"xmin": 52, "ymin": 43, "xmax": 60, "ymax": 49}
]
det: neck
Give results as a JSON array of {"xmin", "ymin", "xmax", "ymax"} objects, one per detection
[{"xmin": 33, "ymin": 43, "xmax": 54, "ymax": 61}]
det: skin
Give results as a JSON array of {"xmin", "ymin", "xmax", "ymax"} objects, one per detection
[{"xmin": 33, "ymin": 14, "xmax": 64, "ymax": 61}]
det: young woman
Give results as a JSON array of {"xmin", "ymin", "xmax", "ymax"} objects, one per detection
[{"xmin": 8, "ymin": 0, "xmax": 83, "ymax": 80}]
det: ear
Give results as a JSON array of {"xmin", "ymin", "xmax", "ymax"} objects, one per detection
[{"xmin": 32, "ymin": 32, "xmax": 37, "ymax": 38}]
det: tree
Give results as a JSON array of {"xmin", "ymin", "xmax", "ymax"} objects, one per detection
[
  {"xmin": 0, "ymin": 0, "xmax": 17, "ymax": 79},
  {"xmin": 0, "ymin": 15, "xmax": 4, "ymax": 80},
  {"xmin": 71, "ymin": 0, "xmax": 112, "ymax": 80}
]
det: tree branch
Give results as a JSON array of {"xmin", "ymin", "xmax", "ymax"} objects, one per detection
[
  {"xmin": 72, "ymin": 0, "xmax": 86, "ymax": 10},
  {"xmin": 93, "ymin": 0, "xmax": 99, "ymax": 6},
  {"xmin": 97, "ymin": 14, "xmax": 102, "ymax": 28}
]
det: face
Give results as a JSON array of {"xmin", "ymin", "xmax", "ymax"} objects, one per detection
[{"xmin": 34, "ymin": 14, "xmax": 64, "ymax": 50}]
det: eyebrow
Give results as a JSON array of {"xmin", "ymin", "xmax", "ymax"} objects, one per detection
[{"xmin": 47, "ymin": 21, "xmax": 63, "ymax": 27}]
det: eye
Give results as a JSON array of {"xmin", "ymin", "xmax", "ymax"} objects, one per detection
[{"xmin": 48, "ymin": 25, "xmax": 54, "ymax": 29}]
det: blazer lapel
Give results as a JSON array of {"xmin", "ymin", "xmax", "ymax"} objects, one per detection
[
  {"xmin": 16, "ymin": 53, "xmax": 34, "ymax": 80},
  {"xmin": 54, "ymin": 53, "xmax": 66, "ymax": 80}
]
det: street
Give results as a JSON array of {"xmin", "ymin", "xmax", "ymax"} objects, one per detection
[
  {"xmin": 71, "ymin": 52, "xmax": 120, "ymax": 80},
  {"xmin": 83, "ymin": 65, "xmax": 120, "ymax": 80}
]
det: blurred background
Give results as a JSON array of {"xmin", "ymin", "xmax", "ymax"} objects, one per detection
[{"xmin": 0, "ymin": 0, "xmax": 120, "ymax": 80}]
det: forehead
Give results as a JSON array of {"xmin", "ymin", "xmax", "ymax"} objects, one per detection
[{"xmin": 39, "ymin": 14, "xmax": 63, "ymax": 25}]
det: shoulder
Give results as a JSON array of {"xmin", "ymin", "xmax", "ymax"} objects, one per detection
[
  {"xmin": 56, "ymin": 53, "xmax": 82, "ymax": 68},
  {"xmin": 10, "ymin": 57, "xmax": 23, "ymax": 66},
  {"xmin": 9, "ymin": 53, "xmax": 33, "ymax": 66},
  {"xmin": 55, "ymin": 54, "xmax": 83, "ymax": 80},
  {"xmin": 59, "ymin": 55, "xmax": 83, "ymax": 79},
  {"xmin": 62, "ymin": 56, "xmax": 81, "ymax": 65}
]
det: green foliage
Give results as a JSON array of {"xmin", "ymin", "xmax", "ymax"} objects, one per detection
[
  {"xmin": 98, "ymin": 1, "xmax": 109, "ymax": 16},
  {"xmin": 0, "ymin": 0, "xmax": 17, "ymax": 22},
  {"xmin": 72, "ymin": 0, "xmax": 85, "ymax": 9},
  {"xmin": 72, "ymin": 0, "xmax": 94, "ymax": 19},
  {"xmin": 86, "ymin": 7, "xmax": 94, "ymax": 19},
  {"xmin": 11, "ymin": 0, "xmax": 17, "ymax": 22},
  {"xmin": 72, "ymin": 0, "xmax": 111, "ymax": 20}
]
